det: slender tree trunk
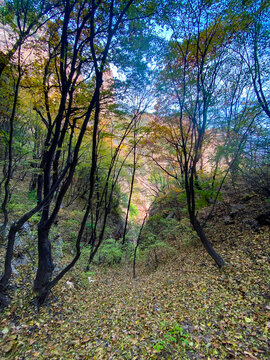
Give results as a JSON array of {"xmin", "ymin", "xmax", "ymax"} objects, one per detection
[
  {"xmin": 133, "ymin": 214, "xmax": 147, "ymax": 278},
  {"xmin": 86, "ymin": 189, "xmax": 112, "ymax": 270},
  {"xmin": 0, "ymin": 145, "xmax": 8, "ymax": 199},
  {"xmin": 0, "ymin": 224, "xmax": 18, "ymax": 292},
  {"xmin": 122, "ymin": 123, "xmax": 137, "ymax": 245},
  {"xmin": 185, "ymin": 162, "xmax": 225, "ymax": 268},
  {"xmin": 86, "ymin": 144, "xmax": 133, "ymax": 269},
  {"xmin": 122, "ymin": 165, "xmax": 136, "ymax": 245},
  {"xmin": 191, "ymin": 215, "xmax": 225, "ymax": 267},
  {"xmin": 0, "ymin": 163, "xmax": 70, "ymax": 302},
  {"xmin": 1, "ymin": 57, "xmax": 22, "ymax": 229},
  {"xmin": 34, "ymin": 74, "xmax": 102, "ymax": 301},
  {"xmin": 33, "ymin": 226, "xmax": 54, "ymax": 298}
]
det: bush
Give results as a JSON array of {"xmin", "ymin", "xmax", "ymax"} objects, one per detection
[
  {"xmin": 80, "ymin": 270, "xmax": 96, "ymax": 287},
  {"xmin": 94, "ymin": 239, "xmax": 123, "ymax": 266},
  {"xmin": 149, "ymin": 189, "xmax": 186, "ymax": 220},
  {"xmin": 176, "ymin": 218, "xmax": 198, "ymax": 248},
  {"xmin": 138, "ymin": 214, "xmax": 198, "ymax": 270},
  {"xmin": 7, "ymin": 190, "xmax": 38, "ymax": 217},
  {"xmin": 141, "ymin": 215, "xmax": 197, "ymax": 250},
  {"xmin": 153, "ymin": 321, "xmax": 193, "ymax": 354},
  {"xmin": 144, "ymin": 241, "xmax": 176, "ymax": 270}
]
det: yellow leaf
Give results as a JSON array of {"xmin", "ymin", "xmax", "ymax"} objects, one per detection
[{"xmin": 2, "ymin": 340, "xmax": 14, "ymax": 353}]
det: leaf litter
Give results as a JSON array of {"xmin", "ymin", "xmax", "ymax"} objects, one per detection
[{"xmin": 0, "ymin": 227, "xmax": 269, "ymax": 359}]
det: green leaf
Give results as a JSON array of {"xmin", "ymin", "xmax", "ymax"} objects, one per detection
[{"xmin": 2, "ymin": 327, "xmax": 9, "ymax": 335}]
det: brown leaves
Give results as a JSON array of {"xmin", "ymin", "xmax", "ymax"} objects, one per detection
[
  {"xmin": 2, "ymin": 340, "xmax": 15, "ymax": 354},
  {"xmin": 0, "ymin": 228, "xmax": 269, "ymax": 359},
  {"xmin": 243, "ymin": 351, "xmax": 259, "ymax": 360}
]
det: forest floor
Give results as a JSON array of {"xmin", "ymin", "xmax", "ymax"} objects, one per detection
[{"xmin": 0, "ymin": 197, "xmax": 270, "ymax": 359}]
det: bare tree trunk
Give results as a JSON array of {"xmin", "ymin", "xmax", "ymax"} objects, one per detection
[
  {"xmin": 122, "ymin": 119, "xmax": 137, "ymax": 245},
  {"xmin": 33, "ymin": 226, "xmax": 54, "ymax": 295},
  {"xmin": 191, "ymin": 216, "xmax": 225, "ymax": 268},
  {"xmin": 0, "ymin": 145, "xmax": 9, "ymax": 199},
  {"xmin": 0, "ymin": 168, "xmax": 69, "ymax": 296},
  {"xmin": 34, "ymin": 70, "xmax": 102, "ymax": 302},
  {"xmin": 1, "ymin": 54, "xmax": 22, "ymax": 229},
  {"xmin": 133, "ymin": 214, "xmax": 147, "ymax": 278},
  {"xmin": 0, "ymin": 224, "xmax": 18, "ymax": 292},
  {"xmin": 122, "ymin": 153, "xmax": 136, "ymax": 244}
]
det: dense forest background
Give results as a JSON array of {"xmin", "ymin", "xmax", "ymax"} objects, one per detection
[{"xmin": 0, "ymin": 0, "xmax": 269, "ymax": 359}]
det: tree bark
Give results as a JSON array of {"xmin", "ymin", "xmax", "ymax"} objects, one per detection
[
  {"xmin": 1, "ymin": 55, "xmax": 22, "ymax": 229},
  {"xmin": 33, "ymin": 226, "xmax": 54, "ymax": 298},
  {"xmin": 0, "ymin": 163, "xmax": 70, "ymax": 301},
  {"xmin": 133, "ymin": 214, "xmax": 147, "ymax": 278},
  {"xmin": 0, "ymin": 224, "xmax": 18, "ymax": 292},
  {"xmin": 122, "ymin": 159, "xmax": 136, "ymax": 245},
  {"xmin": 191, "ymin": 216, "xmax": 225, "ymax": 268}
]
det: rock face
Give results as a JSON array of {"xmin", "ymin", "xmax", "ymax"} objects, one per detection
[
  {"xmin": 213, "ymin": 196, "xmax": 270, "ymax": 232},
  {"xmin": 0, "ymin": 222, "xmax": 36, "ymax": 277},
  {"xmin": 12, "ymin": 252, "xmax": 29, "ymax": 275}
]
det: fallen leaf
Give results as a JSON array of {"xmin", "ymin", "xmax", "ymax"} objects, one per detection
[
  {"xmin": 243, "ymin": 351, "xmax": 259, "ymax": 360},
  {"xmin": 2, "ymin": 341, "xmax": 14, "ymax": 353},
  {"xmin": 1, "ymin": 327, "xmax": 9, "ymax": 335}
]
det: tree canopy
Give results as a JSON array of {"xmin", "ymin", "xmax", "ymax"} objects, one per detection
[{"xmin": 0, "ymin": 0, "xmax": 269, "ymax": 318}]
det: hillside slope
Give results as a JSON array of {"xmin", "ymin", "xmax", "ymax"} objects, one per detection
[{"xmin": 0, "ymin": 207, "xmax": 269, "ymax": 359}]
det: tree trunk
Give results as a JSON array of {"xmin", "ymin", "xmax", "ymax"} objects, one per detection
[
  {"xmin": 0, "ymin": 224, "xmax": 17, "ymax": 291},
  {"xmin": 191, "ymin": 216, "xmax": 225, "ymax": 268},
  {"xmin": 1, "ymin": 57, "xmax": 22, "ymax": 229},
  {"xmin": 0, "ymin": 222, "xmax": 24, "ymax": 306},
  {"xmin": 122, "ymin": 166, "xmax": 136, "ymax": 245},
  {"xmin": 122, "ymin": 122, "xmax": 137, "ymax": 245},
  {"xmin": 33, "ymin": 226, "xmax": 54, "ymax": 300},
  {"xmin": 133, "ymin": 214, "xmax": 147, "ymax": 278}
]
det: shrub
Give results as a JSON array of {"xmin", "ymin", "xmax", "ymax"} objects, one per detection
[
  {"xmin": 144, "ymin": 241, "xmax": 176, "ymax": 270},
  {"xmin": 141, "ymin": 215, "xmax": 198, "ymax": 250},
  {"xmin": 153, "ymin": 322, "xmax": 193, "ymax": 354},
  {"xmin": 94, "ymin": 238, "xmax": 123, "ymax": 266},
  {"xmin": 80, "ymin": 270, "xmax": 96, "ymax": 287}
]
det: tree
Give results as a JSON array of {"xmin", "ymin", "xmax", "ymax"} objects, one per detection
[
  {"xmin": 0, "ymin": 1, "xmax": 59, "ymax": 229},
  {"xmin": 152, "ymin": 0, "xmax": 235, "ymax": 267},
  {"xmin": 0, "ymin": 0, "xmax": 58, "ymax": 77},
  {"xmin": 0, "ymin": 0, "xmax": 139, "ymax": 305},
  {"xmin": 230, "ymin": 0, "xmax": 270, "ymax": 119},
  {"xmin": 0, "ymin": 44, "xmax": 22, "ymax": 229}
]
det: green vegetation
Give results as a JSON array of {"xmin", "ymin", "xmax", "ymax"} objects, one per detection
[
  {"xmin": 0, "ymin": 0, "xmax": 269, "ymax": 358},
  {"xmin": 153, "ymin": 322, "xmax": 193, "ymax": 353},
  {"xmin": 94, "ymin": 238, "xmax": 124, "ymax": 266},
  {"xmin": 0, "ymin": 223, "xmax": 269, "ymax": 359}
]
